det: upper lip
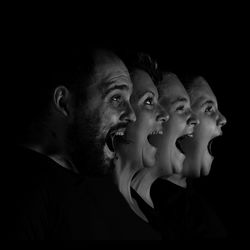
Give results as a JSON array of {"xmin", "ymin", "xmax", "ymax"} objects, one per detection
[
  {"xmin": 218, "ymin": 131, "xmax": 223, "ymax": 136},
  {"xmin": 105, "ymin": 123, "xmax": 132, "ymax": 152},
  {"xmin": 107, "ymin": 123, "xmax": 129, "ymax": 138}
]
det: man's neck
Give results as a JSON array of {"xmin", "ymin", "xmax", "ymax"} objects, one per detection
[{"xmin": 22, "ymin": 143, "xmax": 79, "ymax": 174}]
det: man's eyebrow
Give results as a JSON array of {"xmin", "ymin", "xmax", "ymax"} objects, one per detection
[
  {"xmin": 170, "ymin": 96, "xmax": 188, "ymax": 105},
  {"xmin": 103, "ymin": 83, "xmax": 129, "ymax": 97}
]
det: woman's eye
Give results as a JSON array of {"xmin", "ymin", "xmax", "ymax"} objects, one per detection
[
  {"xmin": 144, "ymin": 97, "xmax": 154, "ymax": 105},
  {"xmin": 176, "ymin": 105, "xmax": 185, "ymax": 112},
  {"xmin": 205, "ymin": 106, "xmax": 214, "ymax": 114}
]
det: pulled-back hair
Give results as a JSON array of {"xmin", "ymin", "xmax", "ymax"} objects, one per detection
[{"xmin": 119, "ymin": 51, "xmax": 162, "ymax": 85}]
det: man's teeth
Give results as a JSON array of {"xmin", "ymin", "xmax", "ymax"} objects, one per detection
[
  {"xmin": 150, "ymin": 131, "xmax": 163, "ymax": 135},
  {"xmin": 115, "ymin": 131, "xmax": 125, "ymax": 136}
]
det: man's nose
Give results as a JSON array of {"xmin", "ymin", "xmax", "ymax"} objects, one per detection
[
  {"xmin": 217, "ymin": 112, "xmax": 227, "ymax": 127},
  {"xmin": 156, "ymin": 104, "xmax": 169, "ymax": 123},
  {"xmin": 187, "ymin": 111, "xmax": 200, "ymax": 127},
  {"xmin": 120, "ymin": 102, "xmax": 136, "ymax": 122}
]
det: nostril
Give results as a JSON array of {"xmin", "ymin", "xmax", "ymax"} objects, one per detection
[
  {"xmin": 163, "ymin": 114, "xmax": 170, "ymax": 122},
  {"xmin": 125, "ymin": 111, "xmax": 136, "ymax": 122},
  {"xmin": 188, "ymin": 117, "xmax": 200, "ymax": 126},
  {"xmin": 219, "ymin": 117, "xmax": 227, "ymax": 127},
  {"xmin": 157, "ymin": 113, "xmax": 169, "ymax": 122},
  {"xmin": 195, "ymin": 119, "xmax": 200, "ymax": 125},
  {"xmin": 121, "ymin": 104, "xmax": 136, "ymax": 122}
]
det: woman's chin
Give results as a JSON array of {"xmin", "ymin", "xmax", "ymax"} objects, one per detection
[{"xmin": 142, "ymin": 144, "xmax": 157, "ymax": 168}]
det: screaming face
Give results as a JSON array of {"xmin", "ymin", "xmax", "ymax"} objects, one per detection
[
  {"xmin": 126, "ymin": 69, "xmax": 168, "ymax": 170},
  {"xmin": 72, "ymin": 51, "xmax": 136, "ymax": 172},
  {"xmin": 156, "ymin": 73, "xmax": 199, "ymax": 175},
  {"xmin": 180, "ymin": 76, "xmax": 227, "ymax": 177},
  {"xmin": 116, "ymin": 68, "xmax": 168, "ymax": 211}
]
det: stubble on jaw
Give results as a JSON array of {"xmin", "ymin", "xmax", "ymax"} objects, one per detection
[{"xmin": 67, "ymin": 106, "xmax": 108, "ymax": 175}]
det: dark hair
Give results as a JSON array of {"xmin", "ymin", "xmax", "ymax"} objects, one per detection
[
  {"xmin": 119, "ymin": 51, "xmax": 162, "ymax": 85},
  {"xmin": 17, "ymin": 46, "xmax": 98, "ymax": 119},
  {"xmin": 11, "ymin": 45, "xmax": 100, "ymax": 143}
]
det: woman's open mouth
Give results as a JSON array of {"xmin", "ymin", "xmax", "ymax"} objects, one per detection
[
  {"xmin": 147, "ymin": 130, "xmax": 163, "ymax": 148},
  {"xmin": 175, "ymin": 133, "xmax": 194, "ymax": 155},
  {"xmin": 207, "ymin": 136, "xmax": 219, "ymax": 156}
]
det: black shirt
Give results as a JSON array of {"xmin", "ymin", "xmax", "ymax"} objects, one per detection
[
  {"xmin": 64, "ymin": 175, "xmax": 162, "ymax": 240},
  {"xmin": 3, "ymin": 145, "xmax": 80, "ymax": 240},
  {"xmin": 150, "ymin": 178, "xmax": 228, "ymax": 239}
]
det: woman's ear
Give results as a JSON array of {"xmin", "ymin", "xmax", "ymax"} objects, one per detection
[{"xmin": 53, "ymin": 86, "xmax": 72, "ymax": 117}]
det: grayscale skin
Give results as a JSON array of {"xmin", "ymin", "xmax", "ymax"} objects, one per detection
[
  {"xmin": 26, "ymin": 50, "xmax": 137, "ymax": 173},
  {"xmin": 113, "ymin": 69, "xmax": 168, "ymax": 216},
  {"xmin": 155, "ymin": 73, "xmax": 199, "ymax": 187},
  {"xmin": 180, "ymin": 76, "xmax": 227, "ymax": 178}
]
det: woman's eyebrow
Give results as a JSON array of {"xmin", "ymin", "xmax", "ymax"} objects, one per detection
[
  {"xmin": 170, "ymin": 96, "xmax": 188, "ymax": 105},
  {"xmin": 137, "ymin": 91, "xmax": 155, "ymax": 100},
  {"xmin": 201, "ymin": 100, "xmax": 215, "ymax": 107}
]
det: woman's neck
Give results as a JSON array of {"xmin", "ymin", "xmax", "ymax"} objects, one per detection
[
  {"xmin": 131, "ymin": 168, "xmax": 156, "ymax": 208},
  {"xmin": 113, "ymin": 155, "xmax": 149, "ymax": 222}
]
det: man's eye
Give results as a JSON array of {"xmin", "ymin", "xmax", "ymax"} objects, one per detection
[
  {"xmin": 144, "ymin": 97, "xmax": 154, "ymax": 105},
  {"xmin": 110, "ymin": 95, "xmax": 122, "ymax": 106}
]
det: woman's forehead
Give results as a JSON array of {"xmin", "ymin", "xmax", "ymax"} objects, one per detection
[
  {"xmin": 189, "ymin": 81, "xmax": 216, "ymax": 104},
  {"xmin": 158, "ymin": 78, "xmax": 187, "ymax": 98},
  {"xmin": 132, "ymin": 69, "xmax": 157, "ymax": 92}
]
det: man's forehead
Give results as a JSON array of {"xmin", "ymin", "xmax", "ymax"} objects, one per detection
[{"xmin": 93, "ymin": 55, "xmax": 132, "ymax": 88}]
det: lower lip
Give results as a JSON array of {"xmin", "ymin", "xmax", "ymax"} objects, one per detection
[{"xmin": 175, "ymin": 146, "xmax": 185, "ymax": 157}]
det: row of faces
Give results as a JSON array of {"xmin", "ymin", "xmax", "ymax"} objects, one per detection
[{"xmin": 87, "ymin": 56, "xmax": 227, "ymax": 179}]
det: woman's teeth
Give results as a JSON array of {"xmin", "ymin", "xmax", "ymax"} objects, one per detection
[{"xmin": 150, "ymin": 130, "xmax": 163, "ymax": 135}]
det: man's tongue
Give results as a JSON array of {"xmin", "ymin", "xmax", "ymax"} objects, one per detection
[
  {"xmin": 105, "ymin": 131, "xmax": 115, "ymax": 152},
  {"xmin": 106, "ymin": 129, "xmax": 130, "ymax": 152}
]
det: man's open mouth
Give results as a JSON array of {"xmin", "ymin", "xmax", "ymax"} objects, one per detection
[
  {"xmin": 175, "ymin": 133, "xmax": 194, "ymax": 155},
  {"xmin": 105, "ymin": 124, "xmax": 132, "ymax": 153}
]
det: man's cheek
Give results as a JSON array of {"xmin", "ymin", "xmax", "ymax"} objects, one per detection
[{"xmin": 100, "ymin": 109, "xmax": 120, "ymax": 135}]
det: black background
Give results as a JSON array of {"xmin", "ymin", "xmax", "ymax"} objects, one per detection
[{"xmin": 3, "ymin": 5, "xmax": 248, "ymax": 239}]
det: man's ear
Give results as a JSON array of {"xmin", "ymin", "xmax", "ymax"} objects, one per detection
[{"xmin": 53, "ymin": 86, "xmax": 72, "ymax": 117}]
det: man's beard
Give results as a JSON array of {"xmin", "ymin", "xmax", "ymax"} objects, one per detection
[{"xmin": 67, "ymin": 111, "xmax": 108, "ymax": 176}]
